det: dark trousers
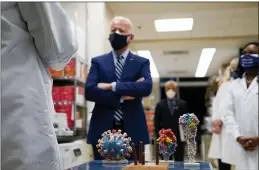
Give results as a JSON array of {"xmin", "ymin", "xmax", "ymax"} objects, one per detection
[
  {"xmin": 92, "ymin": 120, "xmax": 145, "ymax": 161},
  {"xmin": 160, "ymin": 141, "xmax": 184, "ymax": 161},
  {"xmin": 218, "ymin": 159, "xmax": 231, "ymax": 170}
]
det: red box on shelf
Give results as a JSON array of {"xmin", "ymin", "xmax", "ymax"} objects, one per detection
[
  {"xmin": 60, "ymin": 94, "xmax": 74, "ymax": 102},
  {"xmin": 52, "ymin": 94, "xmax": 61, "ymax": 102},
  {"xmin": 77, "ymin": 87, "xmax": 84, "ymax": 95},
  {"xmin": 55, "ymin": 104, "xmax": 74, "ymax": 128},
  {"xmin": 52, "ymin": 86, "xmax": 60, "ymax": 94},
  {"xmin": 64, "ymin": 59, "xmax": 75, "ymax": 77},
  {"xmin": 54, "ymin": 104, "xmax": 61, "ymax": 112},
  {"xmin": 61, "ymin": 86, "xmax": 75, "ymax": 95}
]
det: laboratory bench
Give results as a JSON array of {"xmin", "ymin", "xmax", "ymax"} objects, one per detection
[{"xmin": 69, "ymin": 160, "xmax": 213, "ymax": 170}]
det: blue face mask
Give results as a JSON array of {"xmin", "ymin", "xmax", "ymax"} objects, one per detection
[
  {"xmin": 230, "ymin": 71, "xmax": 239, "ymax": 79},
  {"xmin": 240, "ymin": 54, "xmax": 259, "ymax": 72}
]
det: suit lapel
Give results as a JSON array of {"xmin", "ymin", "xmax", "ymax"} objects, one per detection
[
  {"xmin": 120, "ymin": 52, "xmax": 134, "ymax": 80},
  {"xmin": 107, "ymin": 52, "xmax": 116, "ymax": 81}
]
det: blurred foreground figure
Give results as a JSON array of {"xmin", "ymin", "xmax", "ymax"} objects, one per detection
[
  {"xmin": 222, "ymin": 42, "xmax": 258, "ymax": 170},
  {"xmin": 154, "ymin": 80, "xmax": 189, "ymax": 161},
  {"xmin": 208, "ymin": 58, "xmax": 239, "ymax": 170},
  {"xmin": 1, "ymin": 2, "xmax": 77, "ymax": 170}
]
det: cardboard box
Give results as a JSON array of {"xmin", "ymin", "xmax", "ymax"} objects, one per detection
[
  {"xmin": 49, "ymin": 68, "xmax": 63, "ymax": 77},
  {"xmin": 61, "ymin": 86, "xmax": 75, "ymax": 95},
  {"xmin": 64, "ymin": 59, "xmax": 75, "ymax": 77},
  {"xmin": 60, "ymin": 94, "xmax": 74, "ymax": 102}
]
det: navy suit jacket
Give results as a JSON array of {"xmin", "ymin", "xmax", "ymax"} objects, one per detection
[{"xmin": 85, "ymin": 51, "xmax": 152, "ymax": 145}]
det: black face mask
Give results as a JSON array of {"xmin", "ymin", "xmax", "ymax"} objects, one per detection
[{"xmin": 109, "ymin": 32, "xmax": 129, "ymax": 50}]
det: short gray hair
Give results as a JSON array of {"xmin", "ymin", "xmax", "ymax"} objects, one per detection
[{"xmin": 112, "ymin": 16, "xmax": 134, "ymax": 34}]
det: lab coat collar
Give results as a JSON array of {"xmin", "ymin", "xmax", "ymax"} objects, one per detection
[{"xmin": 241, "ymin": 73, "xmax": 258, "ymax": 92}]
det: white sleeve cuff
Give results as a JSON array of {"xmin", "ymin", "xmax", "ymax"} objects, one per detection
[
  {"xmin": 120, "ymin": 97, "xmax": 124, "ymax": 103},
  {"xmin": 233, "ymin": 130, "xmax": 241, "ymax": 141},
  {"xmin": 111, "ymin": 82, "xmax": 116, "ymax": 92}
]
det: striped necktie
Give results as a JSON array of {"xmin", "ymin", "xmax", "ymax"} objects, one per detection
[{"xmin": 114, "ymin": 56, "xmax": 124, "ymax": 121}]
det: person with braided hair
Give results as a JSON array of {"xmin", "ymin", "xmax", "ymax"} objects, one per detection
[{"xmin": 221, "ymin": 42, "xmax": 258, "ymax": 170}]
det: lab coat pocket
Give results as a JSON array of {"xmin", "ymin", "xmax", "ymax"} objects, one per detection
[{"xmin": 34, "ymin": 109, "xmax": 54, "ymax": 135}]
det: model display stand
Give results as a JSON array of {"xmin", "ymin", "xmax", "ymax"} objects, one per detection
[
  {"xmin": 96, "ymin": 130, "xmax": 133, "ymax": 163},
  {"xmin": 122, "ymin": 163, "xmax": 169, "ymax": 170},
  {"xmin": 179, "ymin": 113, "xmax": 200, "ymax": 168},
  {"xmin": 123, "ymin": 140, "xmax": 169, "ymax": 170}
]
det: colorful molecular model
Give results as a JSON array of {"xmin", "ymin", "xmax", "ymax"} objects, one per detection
[
  {"xmin": 179, "ymin": 113, "xmax": 200, "ymax": 163},
  {"xmin": 96, "ymin": 129, "xmax": 133, "ymax": 160},
  {"xmin": 157, "ymin": 129, "xmax": 177, "ymax": 161}
]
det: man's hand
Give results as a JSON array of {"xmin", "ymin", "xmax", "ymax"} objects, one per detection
[
  {"xmin": 97, "ymin": 83, "xmax": 112, "ymax": 91},
  {"xmin": 212, "ymin": 120, "xmax": 222, "ymax": 134},
  {"xmin": 237, "ymin": 136, "xmax": 256, "ymax": 151},
  {"xmin": 247, "ymin": 136, "xmax": 259, "ymax": 148},
  {"xmin": 121, "ymin": 78, "xmax": 144, "ymax": 100},
  {"xmin": 212, "ymin": 126, "xmax": 222, "ymax": 134},
  {"xmin": 137, "ymin": 77, "xmax": 145, "ymax": 82},
  {"xmin": 123, "ymin": 96, "xmax": 135, "ymax": 100}
]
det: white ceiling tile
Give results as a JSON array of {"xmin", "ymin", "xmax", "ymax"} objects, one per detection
[
  {"xmin": 231, "ymin": 7, "xmax": 258, "ymax": 19},
  {"xmin": 225, "ymin": 17, "xmax": 258, "ymax": 36}
]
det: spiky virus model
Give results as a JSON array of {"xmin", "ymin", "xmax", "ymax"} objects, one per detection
[{"xmin": 96, "ymin": 129, "xmax": 133, "ymax": 160}]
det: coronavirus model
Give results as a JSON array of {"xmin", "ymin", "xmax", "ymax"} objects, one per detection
[{"xmin": 96, "ymin": 129, "xmax": 133, "ymax": 161}]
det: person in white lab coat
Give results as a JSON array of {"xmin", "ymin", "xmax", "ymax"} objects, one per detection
[
  {"xmin": 222, "ymin": 42, "xmax": 258, "ymax": 170},
  {"xmin": 1, "ymin": 2, "xmax": 77, "ymax": 170},
  {"xmin": 208, "ymin": 58, "xmax": 239, "ymax": 170}
]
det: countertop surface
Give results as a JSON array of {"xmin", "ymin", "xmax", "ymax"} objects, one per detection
[{"xmin": 70, "ymin": 160, "xmax": 213, "ymax": 170}]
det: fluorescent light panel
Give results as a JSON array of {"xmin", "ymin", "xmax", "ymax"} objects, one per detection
[
  {"xmin": 154, "ymin": 18, "xmax": 193, "ymax": 32},
  {"xmin": 195, "ymin": 48, "xmax": 216, "ymax": 78},
  {"xmin": 136, "ymin": 50, "xmax": 160, "ymax": 78}
]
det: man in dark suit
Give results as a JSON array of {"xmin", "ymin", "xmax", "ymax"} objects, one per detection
[
  {"xmin": 154, "ymin": 80, "xmax": 189, "ymax": 161},
  {"xmin": 85, "ymin": 16, "xmax": 153, "ymax": 160}
]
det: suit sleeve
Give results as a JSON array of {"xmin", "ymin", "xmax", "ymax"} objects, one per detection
[
  {"xmin": 18, "ymin": 2, "xmax": 78, "ymax": 70},
  {"xmin": 115, "ymin": 60, "xmax": 153, "ymax": 97},
  {"xmin": 221, "ymin": 85, "xmax": 241, "ymax": 140},
  {"xmin": 85, "ymin": 58, "xmax": 121, "ymax": 109},
  {"xmin": 154, "ymin": 103, "xmax": 162, "ymax": 138}
]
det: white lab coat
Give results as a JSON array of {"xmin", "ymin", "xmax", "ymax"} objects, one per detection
[
  {"xmin": 222, "ymin": 76, "xmax": 258, "ymax": 170},
  {"xmin": 208, "ymin": 81, "xmax": 238, "ymax": 165},
  {"xmin": 208, "ymin": 82, "xmax": 228, "ymax": 160},
  {"xmin": 1, "ymin": 2, "xmax": 77, "ymax": 170}
]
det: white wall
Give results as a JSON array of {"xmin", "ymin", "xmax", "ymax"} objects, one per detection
[
  {"xmin": 86, "ymin": 2, "xmax": 114, "ymax": 131},
  {"xmin": 61, "ymin": 3, "xmax": 87, "ymax": 61}
]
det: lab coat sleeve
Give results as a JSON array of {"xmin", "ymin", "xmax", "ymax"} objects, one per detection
[
  {"xmin": 18, "ymin": 2, "xmax": 78, "ymax": 70},
  {"xmin": 211, "ymin": 83, "xmax": 225, "ymax": 120},
  {"xmin": 115, "ymin": 60, "xmax": 153, "ymax": 97},
  {"xmin": 85, "ymin": 58, "xmax": 121, "ymax": 109},
  {"xmin": 221, "ymin": 84, "xmax": 241, "ymax": 140}
]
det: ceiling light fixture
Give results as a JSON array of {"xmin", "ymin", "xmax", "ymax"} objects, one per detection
[
  {"xmin": 136, "ymin": 50, "xmax": 160, "ymax": 78},
  {"xmin": 154, "ymin": 18, "xmax": 193, "ymax": 32},
  {"xmin": 195, "ymin": 48, "xmax": 216, "ymax": 78}
]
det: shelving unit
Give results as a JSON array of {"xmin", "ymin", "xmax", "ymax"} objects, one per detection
[{"xmin": 50, "ymin": 56, "xmax": 89, "ymax": 143}]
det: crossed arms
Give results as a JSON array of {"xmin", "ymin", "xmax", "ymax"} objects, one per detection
[{"xmin": 84, "ymin": 58, "xmax": 153, "ymax": 109}]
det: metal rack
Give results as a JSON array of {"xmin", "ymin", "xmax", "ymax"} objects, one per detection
[{"xmin": 52, "ymin": 57, "xmax": 88, "ymax": 143}]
